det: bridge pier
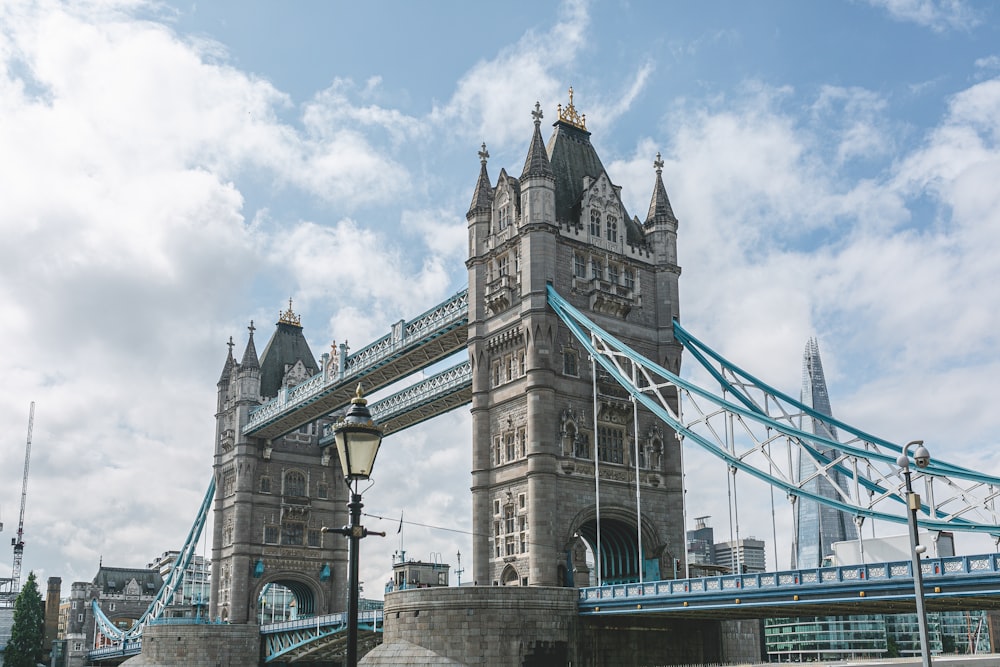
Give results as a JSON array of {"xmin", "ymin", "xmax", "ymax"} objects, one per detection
[
  {"xmin": 364, "ymin": 587, "xmax": 762, "ymax": 666},
  {"xmin": 120, "ymin": 623, "xmax": 259, "ymax": 667}
]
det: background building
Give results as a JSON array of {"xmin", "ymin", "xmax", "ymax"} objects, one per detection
[{"xmin": 147, "ymin": 550, "xmax": 211, "ymax": 617}]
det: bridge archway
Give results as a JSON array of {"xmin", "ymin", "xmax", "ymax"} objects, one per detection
[
  {"xmin": 568, "ymin": 506, "xmax": 663, "ymax": 585},
  {"xmin": 251, "ymin": 574, "xmax": 326, "ymax": 624}
]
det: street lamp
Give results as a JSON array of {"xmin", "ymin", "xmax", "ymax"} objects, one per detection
[
  {"xmin": 897, "ymin": 439, "xmax": 932, "ymax": 667},
  {"xmin": 323, "ymin": 384, "xmax": 385, "ymax": 667}
]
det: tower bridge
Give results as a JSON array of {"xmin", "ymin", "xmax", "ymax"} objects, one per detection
[{"xmin": 84, "ymin": 91, "xmax": 1000, "ymax": 666}]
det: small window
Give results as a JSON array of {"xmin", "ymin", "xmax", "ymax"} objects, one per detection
[
  {"xmin": 606, "ymin": 215, "xmax": 617, "ymax": 242},
  {"xmin": 505, "ymin": 433, "xmax": 515, "ymax": 461},
  {"xmin": 608, "ymin": 264, "xmax": 619, "ymax": 284},
  {"xmin": 72, "ymin": 601, "xmax": 78, "ymax": 609},
  {"xmin": 78, "ymin": 614, "xmax": 83, "ymax": 622},
  {"xmin": 563, "ymin": 350, "xmax": 578, "ymax": 377},
  {"xmin": 494, "ymin": 499, "xmax": 501, "ymax": 515},
  {"xmin": 108, "ymin": 602, "xmax": 116, "ymax": 612},
  {"xmin": 284, "ymin": 471, "xmax": 306, "ymax": 497},
  {"xmin": 624, "ymin": 269, "xmax": 635, "ymax": 290},
  {"xmin": 264, "ymin": 526, "xmax": 279, "ymax": 544},
  {"xmin": 518, "ymin": 493, "xmax": 526, "ymax": 509},
  {"xmin": 308, "ymin": 529, "xmax": 321, "ymax": 547},
  {"xmin": 590, "ymin": 209, "xmax": 601, "ymax": 237},
  {"xmin": 281, "ymin": 523, "xmax": 304, "ymax": 546},
  {"xmin": 260, "ymin": 476, "xmax": 271, "ymax": 494},
  {"xmin": 518, "ymin": 350, "xmax": 525, "ymax": 376},
  {"xmin": 574, "ymin": 254, "xmax": 586, "ymax": 278},
  {"xmin": 591, "ymin": 259, "xmax": 603, "ymax": 280}
]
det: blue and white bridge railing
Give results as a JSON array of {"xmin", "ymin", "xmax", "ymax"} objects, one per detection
[
  {"xmin": 580, "ymin": 552, "xmax": 1000, "ymax": 616},
  {"xmin": 260, "ymin": 608, "xmax": 384, "ymax": 663},
  {"xmin": 546, "ymin": 285, "xmax": 1000, "ymax": 538}
]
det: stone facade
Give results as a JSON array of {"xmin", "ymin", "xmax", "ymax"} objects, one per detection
[
  {"xmin": 120, "ymin": 623, "xmax": 259, "ymax": 667},
  {"xmin": 364, "ymin": 587, "xmax": 579, "ymax": 666},
  {"xmin": 467, "ymin": 94, "xmax": 684, "ymax": 588},
  {"xmin": 210, "ymin": 305, "xmax": 349, "ymax": 623}
]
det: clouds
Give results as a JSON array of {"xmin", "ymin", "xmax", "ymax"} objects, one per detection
[
  {"xmin": 864, "ymin": 0, "xmax": 982, "ymax": 32},
  {"xmin": 1, "ymin": 0, "xmax": 999, "ymax": 593}
]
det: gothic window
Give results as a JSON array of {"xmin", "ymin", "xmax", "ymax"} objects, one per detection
[
  {"xmin": 492, "ymin": 361, "xmax": 501, "ymax": 387},
  {"xmin": 281, "ymin": 522, "xmax": 304, "ymax": 546},
  {"xmin": 494, "ymin": 521, "xmax": 501, "ymax": 537},
  {"xmin": 590, "ymin": 208, "xmax": 601, "ymax": 237},
  {"xmin": 223, "ymin": 472, "xmax": 235, "ymax": 497},
  {"xmin": 498, "ymin": 255, "xmax": 509, "ymax": 276},
  {"xmin": 563, "ymin": 349, "xmax": 578, "ymax": 376},
  {"xmin": 591, "ymin": 258, "xmax": 603, "ymax": 280},
  {"xmin": 606, "ymin": 215, "xmax": 618, "ymax": 242},
  {"xmin": 504, "ymin": 505, "xmax": 515, "ymax": 534},
  {"xmin": 259, "ymin": 476, "xmax": 271, "ymax": 494},
  {"xmin": 494, "ymin": 499, "xmax": 501, "ymax": 515},
  {"xmin": 575, "ymin": 433, "xmax": 591, "ymax": 459},
  {"xmin": 317, "ymin": 483, "xmax": 328, "ymax": 499},
  {"xmin": 284, "ymin": 471, "xmax": 306, "ymax": 497},
  {"xmin": 624, "ymin": 268, "xmax": 635, "ymax": 290},
  {"xmin": 493, "ymin": 437, "xmax": 502, "ymax": 465},
  {"xmin": 574, "ymin": 253, "xmax": 586, "ymax": 277},
  {"xmin": 308, "ymin": 529, "xmax": 321, "ymax": 547},
  {"xmin": 598, "ymin": 426, "xmax": 625, "ymax": 464},
  {"xmin": 608, "ymin": 264, "xmax": 619, "ymax": 284},
  {"xmin": 505, "ymin": 536, "xmax": 517, "ymax": 556},
  {"xmin": 506, "ymin": 355, "xmax": 514, "ymax": 381},
  {"xmin": 517, "ymin": 428, "xmax": 526, "ymax": 458},
  {"xmin": 497, "ymin": 204, "xmax": 510, "ymax": 231},
  {"xmin": 505, "ymin": 432, "xmax": 515, "ymax": 461},
  {"xmin": 264, "ymin": 526, "xmax": 278, "ymax": 544},
  {"xmin": 518, "ymin": 350, "xmax": 526, "ymax": 375},
  {"xmin": 518, "ymin": 492, "xmax": 526, "ymax": 509}
]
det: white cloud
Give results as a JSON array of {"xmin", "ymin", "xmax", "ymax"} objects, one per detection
[{"xmin": 863, "ymin": 0, "xmax": 982, "ymax": 32}]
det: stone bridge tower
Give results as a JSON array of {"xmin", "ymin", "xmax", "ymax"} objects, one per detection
[
  {"xmin": 210, "ymin": 303, "xmax": 347, "ymax": 623},
  {"xmin": 466, "ymin": 91, "xmax": 684, "ymax": 587}
]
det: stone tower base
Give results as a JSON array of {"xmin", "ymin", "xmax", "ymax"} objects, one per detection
[
  {"xmin": 121, "ymin": 622, "xmax": 259, "ymax": 667},
  {"xmin": 363, "ymin": 586, "xmax": 579, "ymax": 666}
]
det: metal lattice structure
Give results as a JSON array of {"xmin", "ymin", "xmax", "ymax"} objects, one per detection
[
  {"xmin": 92, "ymin": 477, "xmax": 216, "ymax": 645},
  {"xmin": 547, "ymin": 285, "xmax": 1000, "ymax": 537}
]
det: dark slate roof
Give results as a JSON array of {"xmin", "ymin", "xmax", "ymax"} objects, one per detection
[
  {"xmin": 93, "ymin": 567, "xmax": 163, "ymax": 595},
  {"xmin": 259, "ymin": 321, "xmax": 320, "ymax": 400},
  {"xmin": 546, "ymin": 120, "xmax": 604, "ymax": 225},
  {"xmin": 466, "ymin": 145, "xmax": 493, "ymax": 219}
]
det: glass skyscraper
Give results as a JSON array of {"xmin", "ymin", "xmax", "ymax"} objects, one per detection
[{"xmin": 793, "ymin": 338, "xmax": 857, "ymax": 569}]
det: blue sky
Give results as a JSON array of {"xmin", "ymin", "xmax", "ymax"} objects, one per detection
[{"xmin": 1, "ymin": 0, "xmax": 999, "ymax": 598}]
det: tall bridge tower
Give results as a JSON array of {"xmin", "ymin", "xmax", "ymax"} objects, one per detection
[
  {"xmin": 210, "ymin": 304, "xmax": 347, "ymax": 623},
  {"xmin": 466, "ymin": 91, "xmax": 685, "ymax": 587}
]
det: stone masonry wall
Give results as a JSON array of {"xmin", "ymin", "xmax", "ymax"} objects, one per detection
[{"xmin": 120, "ymin": 623, "xmax": 259, "ymax": 667}]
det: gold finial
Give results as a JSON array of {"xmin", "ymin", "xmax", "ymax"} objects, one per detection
[
  {"xmin": 278, "ymin": 297, "xmax": 302, "ymax": 327},
  {"xmin": 351, "ymin": 383, "xmax": 367, "ymax": 405},
  {"xmin": 557, "ymin": 86, "xmax": 587, "ymax": 130}
]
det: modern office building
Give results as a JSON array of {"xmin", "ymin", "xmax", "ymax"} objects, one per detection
[
  {"xmin": 147, "ymin": 550, "xmax": 211, "ymax": 617},
  {"xmin": 714, "ymin": 537, "xmax": 767, "ymax": 574},
  {"xmin": 793, "ymin": 338, "xmax": 857, "ymax": 570}
]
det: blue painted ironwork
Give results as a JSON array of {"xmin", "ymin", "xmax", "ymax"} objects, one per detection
[
  {"xmin": 261, "ymin": 609, "xmax": 384, "ymax": 663},
  {"xmin": 244, "ymin": 289, "xmax": 469, "ymax": 438},
  {"xmin": 580, "ymin": 552, "xmax": 1000, "ymax": 617},
  {"xmin": 90, "ymin": 477, "xmax": 215, "ymax": 651},
  {"xmin": 546, "ymin": 285, "xmax": 1000, "ymax": 536}
]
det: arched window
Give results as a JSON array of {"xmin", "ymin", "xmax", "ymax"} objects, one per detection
[
  {"xmin": 590, "ymin": 209, "xmax": 601, "ymax": 237},
  {"xmin": 501, "ymin": 564, "xmax": 520, "ymax": 586},
  {"xmin": 284, "ymin": 471, "xmax": 306, "ymax": 497},
  {"xmin": 606, "ymin": 215, "xmax": 617, "ymax": 242}
]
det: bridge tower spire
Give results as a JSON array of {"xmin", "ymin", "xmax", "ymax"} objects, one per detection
[{"xmin": 467, "ymin": 91, "xmax": 685, "ymax": 588}]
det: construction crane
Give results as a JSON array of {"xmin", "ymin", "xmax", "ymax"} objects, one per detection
[{"xmin": 1, "ymin": 402, "xmax": 34, "ymax": 607}]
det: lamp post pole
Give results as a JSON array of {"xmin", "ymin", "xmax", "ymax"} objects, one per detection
[
  {"xmin": 898, "ymin": 440, "xmax": 933, "ymax": 667},
  {"xmin": 324, "ymin": 384, "xmax": 385, "ymax": 667}
]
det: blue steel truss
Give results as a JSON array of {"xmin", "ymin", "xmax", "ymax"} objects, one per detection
[
  {"xmin": 91, "ymin": 477, "xmax": 215, "ymax": 647},
  {"xmin": 546, "ymin": 285, "xmax": 1000, "ymax": 536},
  {"xmin": 260, "ymin": 610, "xmax": 383, "ymax": 663}
]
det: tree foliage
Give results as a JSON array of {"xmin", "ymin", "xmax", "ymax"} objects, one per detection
[{"xmin": 2, "ymin": 571, "xmax": 44, "ymax": 667}]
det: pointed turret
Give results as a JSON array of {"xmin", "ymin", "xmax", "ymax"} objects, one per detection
[
  {"xmin": 218, "ymin": 336, "xmax": 236, "ymax": 386},
  {"xmin": 520, "ymin": 102, "xmax": 554, "ymax": 182},
  {"xmin": 467, "ymin": 143, "xmax": 494, "ymax": 220},
  {"xmin": 240, "ymin": 321, "xmax": 260, "ymax": 371},
  {"xmin": 258, "ymin": 299, "xmax": 320, "ymax": 400},
  {"xmin": 644, "ymin": 152, "xmax": 677, "ymax": 228}
]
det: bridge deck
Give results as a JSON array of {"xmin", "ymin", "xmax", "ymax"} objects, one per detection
[{"xmin": 580, "ymin": 553, "xmax": 1000, "ymax": 619}]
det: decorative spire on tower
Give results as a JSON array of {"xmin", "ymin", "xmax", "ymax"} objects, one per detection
[
  {"xmin": 240, "ymin": 320, "xmax": 260, "ymax": 370},
  {"xmin": 278, "ymin": 298, "xmax": 302, "ymax": 327},
  {"xmin": 645, "ymin": 151, "xmax": 677, "ymax": 227},
  {"xmin": 467, "ymin": 142, "xmax": 494, "ymax": 218},
  {"xmin": 520, "ymin": 101, "xmax": 554, "ymax": 180},
  {"xmin": 556, "ymin": 86, "xmax": 587, "ymax": 130},
  {"xmin": 218, "ymin": 336, "xmax": 236, "ymax": 384}
]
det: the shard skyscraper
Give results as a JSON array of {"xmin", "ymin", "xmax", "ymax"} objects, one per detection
[{"xmin": 793, "ymin": 338, "xmax": 858, "ymax": 569}]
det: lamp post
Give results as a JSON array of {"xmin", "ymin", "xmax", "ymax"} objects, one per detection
[
  {"xmin": 897, "ymin": 439, "xmax": 933, "ymax": 667},
  {"xmin": 324, "ymin": 384, "xmax": 385, "ymax": 667}
]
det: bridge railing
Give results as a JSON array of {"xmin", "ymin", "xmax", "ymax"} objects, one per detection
[
  {"xmin": 579, "ymin": 553, "xmax": 1000, "ymax": 604},
  {"xmin": 260, "ymin": 609, "xmax": 383, "ymax": 635}
]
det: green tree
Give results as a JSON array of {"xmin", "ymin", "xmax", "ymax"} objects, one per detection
[{"xmin": 2, "ymin": 571, "xmax": 44, "ymax": 667}]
